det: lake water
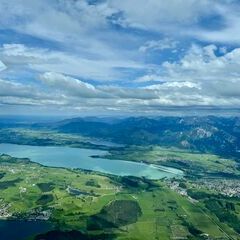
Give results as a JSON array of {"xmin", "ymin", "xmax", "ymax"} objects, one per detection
[
  {"xmin": 0, "ymin": 143, "xmax": 183, "ymax": 179},
  {"xmin": 0, "ymin": 220, "xmax": 52, "ymax": 240}
]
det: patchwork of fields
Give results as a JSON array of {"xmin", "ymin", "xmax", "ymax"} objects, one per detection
[{"xmin": 0, "ymin": 154, "xmax": 239, "ymax": 239}]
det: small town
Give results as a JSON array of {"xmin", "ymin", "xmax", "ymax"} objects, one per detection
[
  {"xmin": 192, "ymin": 179, "xmax": 240, "ymax": 198},
  {"xmin": 165, "ymin": 178, "xmax": 240, "ymax": 199},
  {"xmin": 0, "ymin": 199, "xmax": 12, "ymax": 219}
]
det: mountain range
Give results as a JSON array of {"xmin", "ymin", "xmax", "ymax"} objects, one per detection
[{"xmin": 52, "ymin": 116, "xmax": 240, "ymax": 159}]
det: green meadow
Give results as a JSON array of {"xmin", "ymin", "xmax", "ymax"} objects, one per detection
[
  {"xmin": 107, "ymin": 146, "xmax": 240, "ymax": 177},
  {"xmin": 0, "ymin": 154, "xmax": 239, "ymax": 239}
]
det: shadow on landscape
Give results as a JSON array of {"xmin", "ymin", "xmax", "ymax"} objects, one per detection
[
  {"xmin": 34, "ymin": 230, "xmax": 116, "ymax": 240},
  {"xmin": 87, "ymin": 200, "xmax": 142, "ymax": 230},
  {"xmin": 34, "ymin": 199, "xmax": 142, "ymax": 240}
]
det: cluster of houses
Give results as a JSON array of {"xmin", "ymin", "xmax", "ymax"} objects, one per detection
[
  {"xmin": 192, "ymin": 179, "xmax": 240, "ymax": 198},
  {"xmin": 0, "ymin": 199, "xmax": 12, "ymax": 218}
]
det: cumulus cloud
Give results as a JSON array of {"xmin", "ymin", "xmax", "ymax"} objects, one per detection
[
  {"xmin": 160, "ymin": 44, "xmax": 240, "ymax": 84},
  {"xmin": 40, "ymin": 72, "xmax": 110, "ymax": 98},
  {"xmin": 40, "ymin": 72, "xmax": 159, "ymax": 100},
  {"xmin": 135, "ymin": 44, "xmax": 240, "ymax": 110},
  {"xmin": 138, "ymin": 44, "xmax": 240, "ymax": 89},
  {"xmin": 37, "ymin": 69, "xmax": 240, "ymax": 110}
]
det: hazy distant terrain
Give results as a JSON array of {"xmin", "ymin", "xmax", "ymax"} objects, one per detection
[{"xmin": 2, "ymin": 116, "xmax": 238, "ymax": 158}]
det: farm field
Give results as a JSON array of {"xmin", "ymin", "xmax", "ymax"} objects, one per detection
[
  {"xmin": 0, "ymin": 154, "xmax": 239, "ymax": 239},
  {"xmin": 106, "ymin": 146, "xmax": 240, "ymax": 178}
]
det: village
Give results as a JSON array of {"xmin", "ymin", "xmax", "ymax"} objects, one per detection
[
  {"xmin": 192, "ymin": 178, "xmax": 240, "ymax": 198},
  {"xmin": 165, "ymin": 178, "xmax": 240, "ymax": 200}
]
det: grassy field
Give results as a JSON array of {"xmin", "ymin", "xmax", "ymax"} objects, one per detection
[
  {"xmin": 0, "ymin": 154, "xmax": 239, "ymax": 239},
  {"xmin": 0, "ymin": 128, "xmax": 111, "ymax": 150},
  {"xmin": 107, "ymin": 146, "xmax": 240, "ymax": 178}
]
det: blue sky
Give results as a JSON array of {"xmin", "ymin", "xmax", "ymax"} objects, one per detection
[{"xmin": 0, "ymin": 0, "xmax": 240, "ymax": 116}]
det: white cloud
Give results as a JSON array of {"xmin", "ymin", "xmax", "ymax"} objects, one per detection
[
  {"xmin": 40, "ymin": 72, "xmax": 159, "ymax": 100},
  {"xmin": 0, "ymin": 1, "xmax": 240, "ymax": 115},
  {"xmin": 160, "ymin": 44, "xmax": 240, "ymax": 83},
  {"xmin": 108, "ymin": 0, "xmax": 213, "ymax": 30},
  {"xmin": 0, "ymin": 0, "xmax": 239, "ymax": 50},
  {"xmin": 108, "ymin": 0, "xmax": 240, "ymax": 44},
  {"xmin": 37, "ymin": 70, "xmax": 240, "ymax": 110},
  {"xmin": 135, "ymin": 44, "xmax": 240, "ymax": 109},
  {"xmin": 0, "ymin": 78, "xmax": 64, "ymax": 107},
  {"xmin": 145, "ymin": 81, "xmax": 201, "ymax": 90},
  {"xmin": 192, "ymin": 3, "xmax": 240, "ymax": 43},
  {"xmin": 40, "ymin": 72, "xmax": 110, "ymax": 98},
  {"xmin": 136, "ymin": 43, "xmax": 240, "ymax": 101},
  {"xmin": 2, "ymin": 42, "xmax": 240, "ymax": 114},
  {"xmin": 0, "ymin": 79, "xmax": 40, "ymax": 99},
  {"xmin": 0, "ymin": 44, "xmax": 145, "ymax": 81},
  {"xmin": 0, "ymin": 60, "xmax": 6, "ymax": 72},
  {"xmin": 139, "ymin": 38, "xmax": 178, "ymax": 53},
  {"xmin": 0, "ymin": 1, "xmax": 141, "ymax": 61},
  {"xmin": 1, "ymin": 72, "xmax": 240, "ymax": 115},
  {"xmin": 135, "ymin": 74, "xmax": 163, "ymax": 83}
]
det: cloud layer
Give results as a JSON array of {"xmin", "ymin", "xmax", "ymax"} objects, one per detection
[{"xmin": 0, "ymin": 0, "xmax": 240, "ymax": 115}]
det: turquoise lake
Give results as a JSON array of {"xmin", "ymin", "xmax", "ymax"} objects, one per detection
[{"xmin": 0, "ymin": 143, "xmax": 183, "ymax": 179}]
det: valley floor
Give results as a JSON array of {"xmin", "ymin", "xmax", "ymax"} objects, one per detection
[{"xmin": 0, "ymin": 154, "xmax": 240, "ymax": 240}]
